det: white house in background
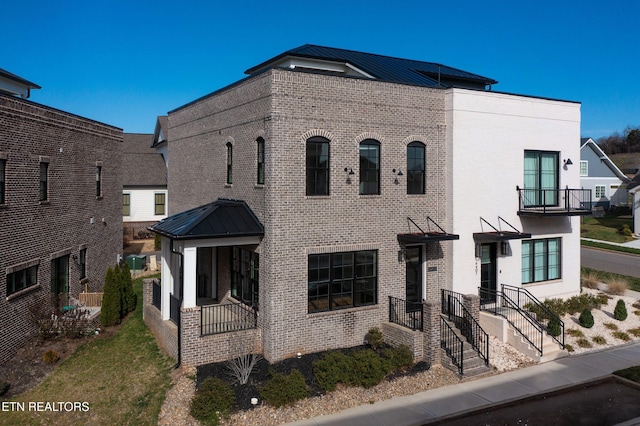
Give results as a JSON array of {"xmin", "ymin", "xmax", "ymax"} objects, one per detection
[
  {"xmin": 629, "ymin": 175, "xmax": 640, "ymax": 234},
  {"xmin": 580, "ymin": 137, "xmax": 630, "ymax": 209},
  {"xmin": 123, "ymin": 130, "xmax": 168, "ymax": 238},
  {"xmin": 152, "ymin": 116, "xmax": 169, "ymax": 168}
]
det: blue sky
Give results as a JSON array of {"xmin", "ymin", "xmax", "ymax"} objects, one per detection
[{"xmin": 3, "ymin": 0, "xmax": 639, "ymax": 139}]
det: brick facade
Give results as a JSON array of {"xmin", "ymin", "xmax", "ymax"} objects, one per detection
[{"xmin": 0, "ymin": 93, "xmax": 122, "ymax": 364}]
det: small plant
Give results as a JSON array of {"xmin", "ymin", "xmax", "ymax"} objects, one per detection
[
  {"xmin": 382, "ymin": 345, "xmax": 414, "ymax": 371},
  {"xmin": 313, "ymin": 351, "xmax": 353, "ymax": 392},
  {"xmin": 614, "ymin": 299, "xmax": 628, "ymax": 321},
  {"xmin": 154, "ymin": 232, "xmax": 162, "ymax": 251},
  {"xmin": 0, "ymin": 379, "xmax": 9, "ymax": 396},
  {"xmin": 190, "ymin": 377, "xmax": 234, "ymax": 426},
  {"xmin": 635, "ymin": 310, "xmax": 640, "ymax": 316},
  {"xmin": 576, "ymin": 338, "xmax": 593, "ymax": 348},
  {"xmin": 604, "ymin": 322, "xmax": 619, "ymax": 331},
  {"xmin": 226, "ymin": 353, "xmax": 262, "ymax": 385},
  {"xmin": 613, "ymin": 331, "xmax": 631, "ymax": 342},
  {"xmin": 579, "ymin": 309, "xmax": 594, "ymax": 328},
  {"xmin": 350, "ymin": 349, "xmax": 389, "ymax": 388},
  {"xmin": 42, "ymin": 349, "xmax": 60, "ymax": 364},
  {"xmin": 618, "ymin": 224, "xmax": 633, "ymax": 237},
  {"xmin": 259, "ymin": 369, "xmax": 309, "ymax": 407},
  {"xmin": 592, "ymin": 336, "xmax": 607, "ymax": 345},
  {"xmin": 581, "ymin": 271, "xmax": 601, "ymax": 289},
  {"xmin": 628, "ymin": 327, "xmax": 640, "ymax": 337},
  {"xmin": 567, "ymin": 329, "xmax": 585, "ymax": 338},
  {"xmin": 546, "ymin": 317, "xmax": 562, "ymax": 337},
  {"xmin": 606, "ymin": 279, "xmax": 628, "ymax": 296},
  {"xmin": 365, "ymin": 327, "xmax": 384, "ymax": 350},
  {"xmin": 564, "ymin": 344, "xmax": 575, "ymax": 353},
  {"xmin": 632, "ymin": 301, "xmax": 640, "ymax": 309}
]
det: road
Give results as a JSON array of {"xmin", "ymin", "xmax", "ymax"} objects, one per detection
[{"xmin": 581, "ymin": 246, "xmax": 640, "ymax": 278}]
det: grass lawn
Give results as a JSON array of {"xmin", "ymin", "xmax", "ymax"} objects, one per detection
[
  {"xmin": 580, "ymin": 214, "xmax": 634, "ymax": 243},
  {"xmin": 582, "ymin": 267, "xmax": 640, "ymax": 293},
  {"xmin": 614, "ymin": 366, "xmax": 640, "ymax": 383},
  {"xmin": 3, "ymin": 274, "xmax": 173, "ymax": 425}
]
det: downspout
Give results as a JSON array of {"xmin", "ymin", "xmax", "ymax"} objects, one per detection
[{"xmin": 171, "ymin": 238, "xmax": 184, "ymax": 369}]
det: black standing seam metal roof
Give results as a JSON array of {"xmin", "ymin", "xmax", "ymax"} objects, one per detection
[
  {"xmin": 148, "ymin": 199, "xmax": 264, "ymax": 240},
  {"xmin": 245, "ymin": 44, "xmax": 498, "ymax": 89}
]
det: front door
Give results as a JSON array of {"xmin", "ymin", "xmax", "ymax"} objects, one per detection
[
  {"xmin": 479, "ymin": 243, "xmax": 497, "ymax": 302},
  {"xmin": 405, "ymin": 246, "xmax": 422, "ymax": 311},
  {"xmin": 51, "ymin": 255, "xmax": 69, "ymax": 311}
]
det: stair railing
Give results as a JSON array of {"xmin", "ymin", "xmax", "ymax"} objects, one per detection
[
  {"xmin": 441, "ymin": 290, "xmax": 489, "ymax": 366},
  {"xmin": 440, "ymin": 316, "xmax": 463, "ymax": 375}
]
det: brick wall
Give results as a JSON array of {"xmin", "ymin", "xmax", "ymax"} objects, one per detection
[
  {"xmin": 142, "ymin": 279, "xmax": 178, "ymax": 360},
  {"xmin": 381, "ymin": 322, "xmax": 424, "ymax": 361},
  {"xmin": 0, "ymin": 94, "xmax": 122, "ymax": 364}
]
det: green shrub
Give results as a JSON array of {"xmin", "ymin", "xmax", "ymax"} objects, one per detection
[
  {"xmin": 100, "ymin": 267, "xmax": 120, "ymax": 327},
  {"xmin": 546, "ymin": 317, "xmax": 562, "ymax": 337},
  {"xmin": 604, "ymin": 322, "xmax": 619, "ymax": 330},
  {"xmin": 350, "ymin": 349, "xmax": 389, "ymax": 389},
  {"xmin": 613, "ymin": 331, "xmax": 631, "ymax": 341},
  {"xmin": 154, "ymin": 233, "xmax": 162, "ymax": 250},
  {"xmin": 564, "ymin": 344, "xmax": 574, "ymax": 352},
  {"xmin": 629, "ymin": 327, "xmax": 640, "ymax": 337},
  {"xmin": 576, "ymin": 338, "xmax": 593, "ymax": 348},
  {"xmin": 259, "ymin": 369, "xmax": 309, "ymax": 408},
  {"xmin": 365, "ymin": 327, "xmax": 384, "ymax": 350},
  {"xmin": 313, "ymin": 351, "xmax": 353, "ymax": 392},
  {"xmin": 42, "ymin": 349, "xmax": 59, "ymax": 364},
  {"xmin": 190, "ymin": 377, "xmax": 234, "ymax": 426},
  {"xmin": 614, "ymin": 299, "xmax": 628, "ymax": 321},
  {"xmin": 382, "ymin": 345, "xmax": 414, "ymax": 371},
  {"xmin": 567, "ymin": 329, "xmax": 584, "ymax": 337},
  {"xmin": 0, "ymin": 379, "xmax": 9, "ymax": 396},
  {"xmin": 619, "ymin": 224, "xmax": 633, "ymax": 236},
  {"xmin": 592, "ymin": 336, "xmax": 607, "ymax": 345},
  {"xmin": 120, "ymin": 263, "xmax": 136, "ymax": 316},
  {"xmin": 579, "ymin": 309, "xmax": 594, "ymax": 328}
]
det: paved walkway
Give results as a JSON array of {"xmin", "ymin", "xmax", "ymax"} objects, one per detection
[
  {"xmin": 582, "ymin": 237, "xmax": 640, "ymax": 249},
  {"xmin": 286, "ymin": 342, "xmax": 640, "ymax": 426}
]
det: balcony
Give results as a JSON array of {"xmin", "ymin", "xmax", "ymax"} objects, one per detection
[{"xmin": 517, "ymin": 187, "xmax": 592, "ymax": 217}]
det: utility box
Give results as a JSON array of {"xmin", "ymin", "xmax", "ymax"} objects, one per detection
[{"xmin": 126, "ymin": 254, "xmax": 146, "ymax": 270}]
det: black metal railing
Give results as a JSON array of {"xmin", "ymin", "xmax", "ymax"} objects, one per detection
[
  {"xmin": 502, "ymin": 285, "xmax": 565, "ymax": 349},
  {"xmin": 152, "ymin": 279, "xmax": 161, "ymax": 310},
  {"xmin": 389, "ymin": 296, "xmax": 423, "ymax": 331},
  {"xmin": 169, "ymin": 293, "xmax": 180, "ymax": 325},
  {"xmin": 201, "ymin": 301, "xmax": 258, "ymax": 336},
  {"xmin": 441, "ymin": 290, "xmax": 489, "ymax": 366},
  {"xmin": 479, "ymin": 287, "xmax": 543, "ymax": 356},
  {"xmin": 517, "ymin": 187, "xmax": 591, "ymax": 215},
  {"xmin": 440, "ymin": 317, "xmax": 463, "ymax": 375}
]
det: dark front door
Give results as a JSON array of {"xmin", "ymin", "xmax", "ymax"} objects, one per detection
[
  {"xmin": 480, "ymin": 243, "xmax": 497, "ymax": 302},
  {"xmin": 51, "ymin": 255, "xmax": 69, "ymax": 311},
  {"xmin": 405, "ymin": 246, "xmax": 422, "ymax": 311}
]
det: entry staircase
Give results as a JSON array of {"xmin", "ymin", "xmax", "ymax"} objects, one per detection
[
  {"xmin": 479, "ymin": 285, "xmax": 568, "ymax": 363},
  {"xmin": 440, "ymin": 290, "xmax": 492, "ymax": 378}
]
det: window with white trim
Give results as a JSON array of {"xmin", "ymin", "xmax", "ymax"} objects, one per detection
[
  {"xmin": 580, "ymin": 160, "xmax": 588, "ymax": 176},
  {"xmin": 595, "ymin": 185, "xmax": 606, "ymax": 199}
]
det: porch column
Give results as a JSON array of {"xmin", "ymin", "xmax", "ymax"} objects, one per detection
[
  {"xmin": 161, "ymin": 236, "xmax": 172, "ymax": 321},
  {"xmin": 183, "ymin": 246, "xmax": 197, "ymax": 308}
]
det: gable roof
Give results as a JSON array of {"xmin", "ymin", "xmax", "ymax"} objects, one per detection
[
  {"xmin": 245, "ymin": 44, "xmax": 498, "ymax": 90},
  {"xmin": 123, "ymin": 133, "xmax": 167, "ymax": 187},
  {"xmin": 0, "ymin": 67, "xmax": 41, "ymax": 98},
  {"xmin": 152, "ymin": 116, "xmax": 168, "ymax": 147},
  {"xmin": 149, "ymin": 198, "xmax": 264, "ymax": 240},
  {"xmin": 580, "ymin": 137, "xmax": 630, "ymax": 182}
]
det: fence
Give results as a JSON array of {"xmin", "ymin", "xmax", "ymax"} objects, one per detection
[
  {"xmin": 79, "ymin": 292, "xmax": 103, "ymax": 307},
  {"xmin": 388, "ymin": 296, "xmax": 423, "ymax": 331},
  {"xmin": 201, "ymin": 301, "xmax": 258, "ymax": 336}
]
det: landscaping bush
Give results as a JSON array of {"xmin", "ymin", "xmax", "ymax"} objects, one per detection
[
  {"xmin": 613, "ymin": 331, "xmax": 631, "ymax": 341},
  {"xmin": 120, "ymin": 263, "xmax": 137, "ymax": 316},
  {"xmin": 592, "ymin": 336, "xmax": 607, "ymax": 345},
  {"xmin": 564, "ymin": 344, "xmax": 575, "ymax": 353},
  {"xmin": 42, "ymin": 349, "xmax": 59, "ymax": 365},
  {"xmin": 614, "ymin": 299, "xmax": 628, "ymax": 321},
  {"xmin": 100, "ymin": 267, "xmax": 120, "ymax": 327},
  {"xmin": 382, "ymin": 345, "xmax": 414, "ymax": 371},
  {"xmin": 365, "ymin": 327, "xmax": 384, "ymax": 350},
  {"xmin": 567, "ymin": 329, "xmax": 584, "ymax": 338},
  {"xmin": 154, "ymin": 232, "xmax": 162, "ymax": 251},
  {"xmin": 190, "ymin": 377, "xmax": 234, "ymax": 426},
  {"xmin": 606, "ymin": 279, "xmax": 628, "ymax": 296},
  {"xmin": 619, "ymin": 224, "xmax": 633, "ymax": 237},
  {"xmin": 259, "ymin": 369, "xmax": 309, "ymax": 408},
  {"xmin": 350, "ymin": 349, "xmax": 389, "ymax": 388},
  {"xmin": 579, "ymin": 309, "xmax": 594, "ymax": 328},
  {"xmin": 604, "ymin": 322, "xmax": 619, "ymax": 330},
  {"xmin": 576, "ymin": 338, "xmax": 593, "ymax": 348},
  {"xmin": 546, "ymin": 317, "xmax": 562, "ymax": 337},
  {"xmin": 313, "ymin": 351, "xmax": 353, "ymax": 392},
  {"xmin": 581, "ymin": 271, "xmax": 601, "ymax": 289}
]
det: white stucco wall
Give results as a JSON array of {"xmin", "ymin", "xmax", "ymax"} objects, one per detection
[
  {"xmin": 123, "ymin": 187, "xmax": 168, "ymax": 222},
  {"xmin": 446, "ymin": 89, "xmax": 582, "ymax": 300}
]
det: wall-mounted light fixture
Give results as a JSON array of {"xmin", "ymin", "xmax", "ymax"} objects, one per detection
[
  {"xmin": 563, "ymin": 158, "xmax": 573, "ymax": 170},
  {"xmin": 344, "ymin": 167, "xmax": 355, "ymax": 175},
  {"xmin": 392, "ymin": 168, "xmax": 403, "ymax": 184}
]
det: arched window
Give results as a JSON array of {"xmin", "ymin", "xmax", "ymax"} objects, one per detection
[
  {"xmin": 306, "ymin": 136, "xmax": 330, "ymax": 196},
  {"xmin": 407, "ymin": 141, "xmax": 425, "ymax": 194},
  {"xmin": 226, "ymin": 142, "xmax": 233, "ymax": 185},
  {"xmin": 359, "ymin": 139, "xmax": 380, "ymax": 195},
  {"xmin": 256, "ymin": 137, "xmax": 265, "ymax": 185}
]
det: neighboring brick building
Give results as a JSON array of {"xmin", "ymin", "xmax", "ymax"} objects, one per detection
[
  {"xmin": 145, "ymin": 45, "xmax": 585, "ymax": 370},
  {"xmin": 0, "ymin": 69, "xmax": 122, "ymax": 364}
]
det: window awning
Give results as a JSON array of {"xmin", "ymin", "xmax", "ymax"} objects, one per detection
[
  {"xmin": 473, "ymin": 217, "xmax": 530, "ymax": 242},
  {"xmin": 148, "ymin": 198, "xmax": 264, "ymax": 240},
  {"xmin": 397, "ymin": 217, "xmax": 459, "ymax": 245}
]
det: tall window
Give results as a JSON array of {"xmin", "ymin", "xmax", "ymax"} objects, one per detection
[
  {"xmin": 96, "ymin": 165, "xmax": 102, "ymax": 197},
  {"xmin": 359, "ymin": 139, "xmax": 380, "ymax": 195},
  {"xmin": 306, "ymin": 137, "xmax": 330, "ymax": 196},
  {"xmin": 7, "ymin": 265, "xmax": 38, "ymax": 296},
  {"xmin": 154, "ymin": 193, "xmax": 166, "ymax": 215},
  {"xmin": 595, "ymin": 185, "xmax": 606, "ymax": 199},
  {"xmin": 79, "ymin": 248, "xmax": 87, "ymax": 279},
  {"xmin": 580, "ymin": 161, "xmax": 588, "ymax": 176},
  {"xmin": 407, "ymin": 141, "xmax": 425, "ymax": 194},
  {"xmin": 123, "ymin": 193, "xmax": 131, "ymax": 216},
  {"xmin": 39, "ymin": 162, "xmax": 48, "ymax": 201},
  {"xmin": 0, "ymin": 159, "xmax": 5, "ymax": 204},
  {"xmin": 522, "ymin": 238, "xmax": 561, "ymax": 284},
  {"xmin": 523, "ymin": 150, "xmax": 558, "ymax": 207},
  {"xmin": 308, "ymin": 250, "xmax": 377, "ymax": 313},
  {"xmin": 231, "ymin": 247, "xmax": 259, "ymax": 307},
  {"xmin": 256, "ymin": 137, "xmax": 265, "ymax": 185},
  {"xmin": 226, "ymin": 143, "xmax": 233, "ymax": 185}
]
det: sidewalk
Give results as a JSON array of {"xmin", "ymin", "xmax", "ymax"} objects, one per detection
[
  {"xmin": 286, "ymin": 342, "xmax": 640, "ymax": 426},
  {"xmin": 582, "ymin": 237, "xmax": 640, "ymax": 249}
]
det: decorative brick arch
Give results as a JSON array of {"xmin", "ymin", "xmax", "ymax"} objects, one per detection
[
  {"xmin": 300, "ymin": 129, "xmax": 335, "ymax": 143},
  {"xmin": 354, "ymin": 132, "xmax": 385, "ymax": 145},
  {"xmin": 224, "ymin": 136, "xmax": 235, "ymax": 145},
  {"xmin": 401, "ymin": 135, "xmax": 428, "ymax": 146},
  {"xmin": 254, "ymin": 130, "xmax": 266, "ymax": 140}
]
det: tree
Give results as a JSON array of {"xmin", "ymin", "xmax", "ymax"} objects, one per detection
[
  {"xmin": 121, "ymin": 263, "xmax": 136, "ymax": 315},
  {"xmin": 100, "ymin": 267, "xmax": 120, "ymax": 327}
]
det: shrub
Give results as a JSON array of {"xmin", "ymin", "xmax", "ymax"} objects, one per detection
[
  {"xmin": 154, "ymin": 232, "xmax": 162, "ymax": 251},
  {"xmin": 42, "ymin": 350, "xmax": 59, "ymax": 364},
  {"xmin": 226, "ymin": 353, "xmax": 262, "ymax": 385},
  {"xmin": 614, "ymin": 299, "xmax": 628, "ymax": 321},
  {"xmin": 120, "ymin": 263, "xmax": 136, "ymax": 316},
  {"xmin": 100, "ymin": 267, "xmax": 120, "ymax": 327},
  {"xmin": 579, "ymin": 309, "xmax": 594, "ymax": 328},
  {"xmin": 592, "ymin": 336, "xmax": 607, "ymax": 345},
  {"xmin": 365, "ymin": 327, "xmax": 384, "ymax": 350},
  {"xmin": 564, "ymin": 344, "xmax": 575, "ymax": 353},
  {"xmin": 576, "ymin": 338, "xmax": 593, "ymax": 348},
  {"xmin": 190, "ymin": 377, "xmax": 234, "ymax": 426},
  {"xmin": 546, "ymin": 317, "xmax": 562, "ymax": 337},
  {"xmin": 350, "ymin": 349, "xmax": 389, "ymax": 388},
  {"xmin": 613, "ymin": 331, "xmax": 631, "ymax": 342},
  {"xmin": 567, "ymin": 329, "xmax": 584, "ymax": 338},
  {"xmin": 606, "ymin": 279, "xmax": 628, "ymax": 296},
  {"xmin": 313, "ymin": 351, "xmax": 353, "ymax": 392},
  {"xmin": 0, "ymin": 379, "xmax": 9, "ymax": 396},
  {"xmin": 604, "ymin": 322, "xmax": 619, "ymax": 331},
  {"xmin": 259, "ymin": 369, "xmax": 309, "ymax": 408},
  {"xmin": 619, "ymin": 224, "xmax": 633, "ymax": 236},
  {"xmin": 581, "ymin": 271, "xmax": 601, "ymax": 289},
  {"xmin": 628, "ymin": 327, "xmax": 640, "ymax": 337},
  {"xmin": 382, "ymin": 345, "xmax": 414, "ymax": 371}
]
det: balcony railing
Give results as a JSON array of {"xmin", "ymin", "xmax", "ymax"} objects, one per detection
[
  {"xmin": 441, "ymin": 290, "xmax": 489, "ymax": 366},
  {"xmin": 152, "ymin": 279, "xmax": 161, "ymax": 310},
  {"xmin": 389, "ymin": 296, "xmax": 423, "ymax": 331},
  {"xmin": 201, "ymin": 301, "xmax": 257, "ymax": 336},
  {"xmin": 517, "ymin": 187, "xmax": 592, "ymax": 216}
]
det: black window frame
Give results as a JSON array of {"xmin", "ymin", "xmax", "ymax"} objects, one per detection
[
  {"xmin": 306, "ymin": 136, "xmax": 330, "ymax": 196},
  {"xmin": 522, "ymin": 237, "xmax": 562, "ymax": 284},
  {"xmin": 226, "ymin": 142, "xmax": 233, "ymax": 185},
  {"xmin": 96, "ymin": 165, "xmax": 102, "ymax": 197},
  {"xmin": 39, "ymin": 162, "xmax": 48, "ymax": 201},
  {"xmin": 407, "ymin": 141, "xmax": 426, "ymax": 194},
  {"xmin": 523, "ymin": 150, "xmax": 560, "ymax": 207},
  {"xmin": 123, "ymin": 193, "xmax": 131, "ymax": 216},
  {"xmin": 79, "ymin": 248, "xmax": 87, "ymax": 279},
  {"xmin": 308, "ymin": 249, "xmax": 378, "ymax": 313},
  {"xmin": 231, "ymin": 247, "xmax": 259, "ymax": 308},
  {"xmin": 359, "ymin": 139, "xmax": 380, "ymax": 195},
  {"xmin": 256, "ymin": 137, "xmax": 265, "ymax": 185},
  {"xmin": 7, "ymin": 265, "xmax": 39, "ymax": 296},
  {"xmin": 0, "ymin": 159, "xmax": 5, "ymax": 204}
]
